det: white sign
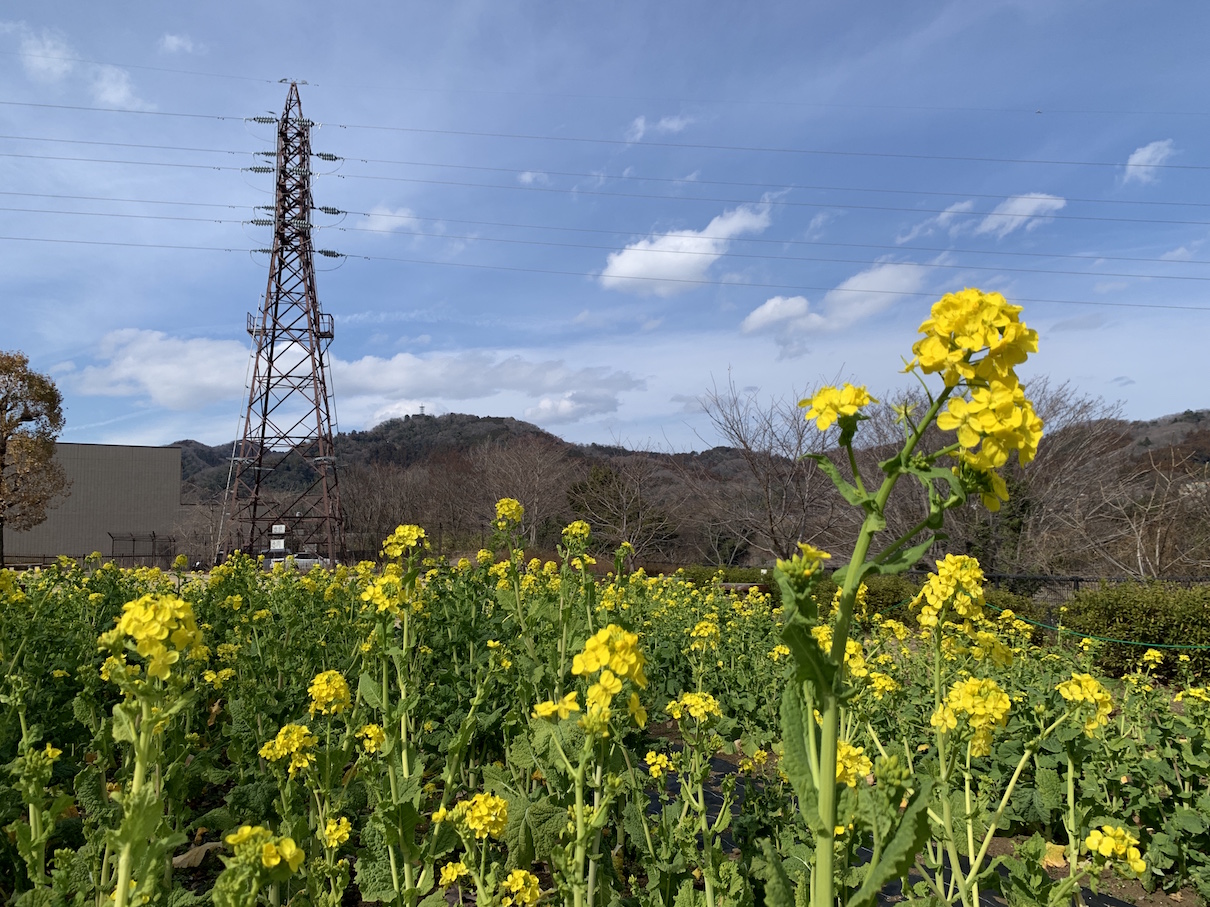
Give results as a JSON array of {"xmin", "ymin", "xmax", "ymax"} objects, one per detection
[
  {"xmin": 271, "ymin": 524, "xmax": 287, "ymax": 535},
  {"xmin": 269, "ymin": 538, "xmax": 287, "ymax": 551}
]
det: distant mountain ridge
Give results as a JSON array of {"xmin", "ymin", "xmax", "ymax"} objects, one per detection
[{"xmin": 175, "ymin": 408, "xmax": 1210, "ymax": 499}]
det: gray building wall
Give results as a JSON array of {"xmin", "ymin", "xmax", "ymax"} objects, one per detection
[{"xmin": 3, "ymin": 443, "xmax": 184, "ymax": 562}]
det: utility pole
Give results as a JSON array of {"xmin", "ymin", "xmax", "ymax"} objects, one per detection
[{"xmin": 223, "ymin": 82, "xmax": 343, "ymax": 563}]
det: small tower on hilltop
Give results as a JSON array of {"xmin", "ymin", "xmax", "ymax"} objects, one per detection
[{"xmin": 223, "ymin": 82, "xmax": 343, "ymax": 563}]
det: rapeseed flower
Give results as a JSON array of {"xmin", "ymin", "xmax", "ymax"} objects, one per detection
[
  {"xmin": 800, "ymin": 383, "xmax": 877, "ymax": 431},
  {"xmin": 308, "ymin": 670, "xmax": 350, "ymax": 716},
  {"xmin": 499, "ymin": 869, "xmax": 541, "ymax": 907},
  {"xmin": 1086, "ymin": 825, "xmax": 1146, "ymax": 875},
  {"xmin": 323, "ymin": 816, "xmax": 352, "ymax": 849},
  {"xmin": 357, "ymin": 724, "xmax": 386, "ymax": 753},
  {"xmin": 1057, "ymin": 672, "xmax": 1113, "ymax": 735}
]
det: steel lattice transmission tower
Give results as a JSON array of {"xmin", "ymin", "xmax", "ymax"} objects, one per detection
[{"xmin": 224, "ymin": 82, "xmax": 343, "ymax": 562}]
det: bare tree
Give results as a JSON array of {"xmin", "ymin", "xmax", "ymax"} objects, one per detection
[
  {"xmin": 472, "ymin": 436, "xmax": 579, "ymax": 548},
  {"xmin": 694, "ymin": 377, "xmax": 835, "ymax": 561},
  {"xmin": 568, "ymin": 455, "xmax": 681, "ymax": 562}
]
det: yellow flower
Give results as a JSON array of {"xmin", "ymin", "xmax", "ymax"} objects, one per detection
[
  {"xmin": 562, "ymin": 520, "xmax": 591, "ymax": 544},
  {"xmin": 308, "ymin": 670, "xmax": 350, "ymax": 716},
  {"xmin": 645, "ymin": 750, "xmax": 673, "ymax": 779},
  {"xmin": 588, "ymin": 670, "xmax": 623, "ymax": 709},
  {"xmin": 836, "ymin": 740, "xmax": 872, "ymax": 788},
  {"xmin": 1057, "ymin": 672, "xmax": 1113, "ymax": 735},
  {"xmin": 43, "ymin": 743, "xmax": 62, "ymax": 761},
  {"xmin": 259, "ymin": 724, "xmax": 316, "ymax": 776},
  {"xmin": 324, "ymin": 816, "xmax": 352, "ymax": 849},
  {"xmin": 1086, "ymin": 825, "xmax": 1146, "ymax": 874},
  {"xmin": 499, "ymin": 868, "xmax": 541, "ymax": 907},
  {"xmin": 225, "ymin": 825, "xmax": 266, "ymax": 847},
  {"xmin": 357, "ymin": 724, "xmax": 386, "ymax": 753},
  {"xmin": 908, "ymin": 288, "xmax": 1038, "ymax": 388},
  {"xmin": 463, "ymin": 792, "xmax": 508, "ymax": 840},
  {"xmin": 627, "ymin": 692, "xmax": 647, "ymax": 728},
  {"xmin": 495, "ymin": 498, "xmax": 525, "ymax": 526},
  {"xmin": 667, "ymin": 691, "xmax": 722, "ymax": 722},
  {"xmin": 439, "ymin": 861, "xmax": 468, "ymax": 887},
  {"xmin": 98, "ymin": 593, "xmax": 202, "ymax": 682},
  {"xmin": 1142, "ymin": 648, "xmax": 1164, "ymax": 668},
  {"xmin": 533, "ymin": 691, "xmax": 581, "ymax": 721},
  {"xmin": 931, "ymin": 677, "xmax": 1011, "ymax": 756},
  {"xmin": 799, "ymin": 383, "xmax": 877, "ymax": 431},
  {"xmin": 382, "ymin": 524, "xmax": 427, "ymax": 558},
  {"xmin": 276, "ymin": 837, "xmax": 305, "ymax": 872}
]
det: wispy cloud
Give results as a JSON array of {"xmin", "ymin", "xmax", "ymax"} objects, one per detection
[
  {"xmin": 16, "ymin": 27, "xmax": 75, "ymax": 82},
  {"xmin": 740, "ymin": 259, "xmax": 932, "ymax": 357},
  {"xmin": 625, "ymin": 114, "xmax": 694, "ymax": 143},
  {"xmin": 517, "ymin": 170, "xmax": 549, "ymax": 185},
  {"xmin": 598, "ymin": 202, "xmax": 772, "ymax": 296},
  {"xmin": 355, "ymin": 204, "xmax": 418, "ymax": 233},
  {"xmin": 896, "ymin": 200, "xmax": 975, "ymax": 244},
  {"xmin": 90, "ymin": 64, "xmax": 149, "ymax": 108},
  {"xmin": 973, "ymin": 193, "xmax": 1066, "ymax": 239},
  {"xmin": 1122, "ymin": 139, "xmax": 1174, "ymax": 185},
  {"xmin": 158, "ymin": 34, "xmax": 198, "ymax": 54}
]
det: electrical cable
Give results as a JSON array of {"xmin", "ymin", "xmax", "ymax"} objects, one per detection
[
  {"xmin": 2, "ymin": 232, "xmax": 1209, "ymax": 310},
  {"xmin": 3, "ymin": 190, "xmax": 1209, "ymax": 267},
  {"xmin": 2, "ymin": 98, "xmax": 1208, "ymax": 170}
]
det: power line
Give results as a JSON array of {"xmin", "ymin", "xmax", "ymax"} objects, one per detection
[
  {"xmin": 8, "ymin": 147, "xmax": 1210, "ymax": 227},
  {"xmin": 4, "ymin": 133, "xmax": 1208, "ymax": 210},
  {"xmin": 2, "ymin": 98, "xmax": 1208, "ymax": 171},
  {"xmin": 2, "ymin": 232, "xmax": 1208, "ymax": 311},
  {"xmin": 6, "ymin": 202, "xmax": 1207, "ymax": 282},
  {"xmin": 3, "ymin": 190, "xmax": 1209, "ymax": 268},
  {"xmin": 334, "ymin": 171, "xmax": 1210, "ymax": 227},
  {"xmin": 5, "ymin": 49, "xmax": 1210, "ymax": 118}
]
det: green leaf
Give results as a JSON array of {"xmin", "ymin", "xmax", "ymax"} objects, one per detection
[
  {"xmin": 869, "ymin": 534, "xmax": 939, "ymax": 576},
  {"xmin": 848, "ymin": 778, "xmax": 934, "ymax": 907},
  {"xmin": 358, "ymin": 671, "xmax": 383, "ymax": 711},
  {"xmin": 757, "ymin": 838, "xmax": 796, "ymax": 907},
  {"xmin": 781, "ymin": 624, "xmax": 837, "ymax": 694},
  {"xmin": 779, "ymin": 680, "xmax": 824, "ymax": 833},
  {"xmin": 806, "ymin": 454, "xmax": 870, "ymax": 508}
]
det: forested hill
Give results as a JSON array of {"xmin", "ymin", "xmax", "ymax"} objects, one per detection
[{"xmin": 177, "ymin": 413, "xmax": 567, "ymax": 497}]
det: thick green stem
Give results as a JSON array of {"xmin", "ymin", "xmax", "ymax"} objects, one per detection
[{"xmin": 112, "ymin": 700, "xmax": 153, "ymax": 907}]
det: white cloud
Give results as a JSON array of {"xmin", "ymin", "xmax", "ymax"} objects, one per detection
[
  {"xmin": 973, "ymin": 193, "xmax": 1066, "ymax": 239},
  {"xmin": 517, "ymin": 171, "xmax": 549, "ymax": 185},
  {"xmin": 18, "ymin": 28, "xmax": 75, "ymax": 82},
  {"xmin": 598, "ymin": 202, "xmax": 772, "ymax": 296},
  {"xmin": 90, "ymin": 64, "xmax": 151, "ymax": 109},
  {"xmin": 896, "ymin": 200, "xmax": 975, "ymax": 244},
  {"xmin": 74, "ymin": 330, "xmax": 249, "ymax": 409},
  {"xmin": 740, "ymin": 259, "xmax": 932, "ymax": 357},
  {"xmin": 355, "ymin": 205, "xmax": 418, "ymax": 233},
  {"xmin": 1161, "ymin": 246, "xmax": 1193, "ymax": 261},
  {"xmin": 336, "ymin": 351, "xmax": 642, "ymax": 403},
  {"xmin": 158, "ymin": 34, "xmax": 197, "ymax": 54},
  {"xmin": 625, "ymin": 114, "xmax": 694, "ymax": 143},
  {"xmin": 525, "ymin": 389, "xmax": 626, "ymax": 423},
  {"xmin": 1122, "ymin": 139, "xmax": 1174, "ymax": 185}
]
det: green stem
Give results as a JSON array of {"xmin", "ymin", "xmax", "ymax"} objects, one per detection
[{"xmin": 112, "ymin": 699, "xmax": 153, "ymax": 907}]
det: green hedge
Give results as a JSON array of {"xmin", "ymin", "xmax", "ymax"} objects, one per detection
[{"xmin": 1060, "ymin": 582, "xmax": 1210, "ymax": 681}]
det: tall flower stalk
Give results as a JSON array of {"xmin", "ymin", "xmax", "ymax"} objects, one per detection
[{"xmin": 772, "ymin": 288, "xmax": 1043, "ymax": 907}]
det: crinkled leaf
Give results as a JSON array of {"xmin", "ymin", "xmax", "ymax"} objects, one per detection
[
  {"xmin": 758, "ymin": 838, "xmax": 796, "ymax": 907},
  {"xmin": 781, "ymin": 624, "xmax": 837, "ymax": 695},
  {"xmin": 779, "ymin": 679, "xmax": 824, "ymax": 834},
  {"xmin": 848, "ymin": 778, "xmax": 933, "ymax": 907}
]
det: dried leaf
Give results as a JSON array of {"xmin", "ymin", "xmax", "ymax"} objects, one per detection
[
  {"xmin": 172, "ymin": 841, "xmax": 223, "ymax": 869},
  {"xmin": 1041, "ymin": 842, "xmax": 1068, "ymax": 869}
]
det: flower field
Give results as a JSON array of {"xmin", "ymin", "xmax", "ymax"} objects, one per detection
[
  {"xmin": 4, "ymin": 288, "xmax": 1210, "ymax": 907},
  {"xmin": 3, "ymin": 528, "xmax": 1209, "ymax": 907}
]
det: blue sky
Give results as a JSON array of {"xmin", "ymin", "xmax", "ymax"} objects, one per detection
[{"xmin": 2, "ymin": 1, "xmax": 1208, "ymax": 450}]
